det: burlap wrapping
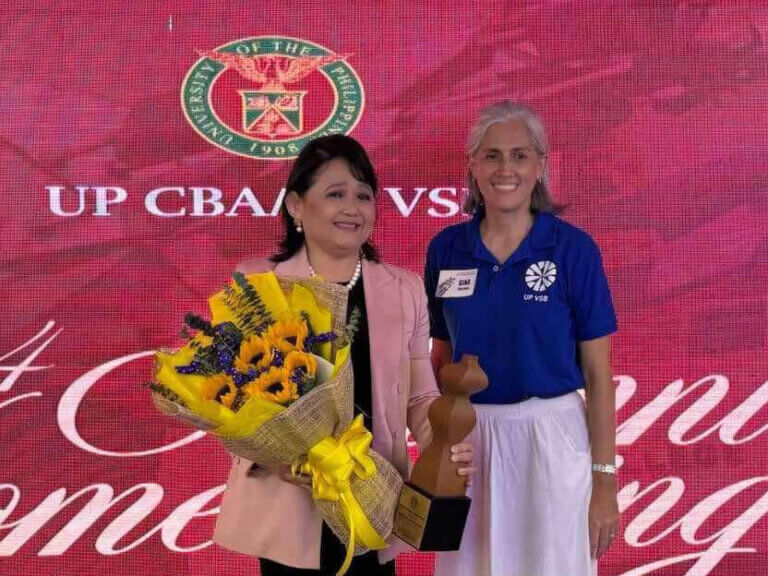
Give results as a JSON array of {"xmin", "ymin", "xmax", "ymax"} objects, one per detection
[{"xmin": 150, "ymin": 275, "xmax": 403, "ymax": 554}]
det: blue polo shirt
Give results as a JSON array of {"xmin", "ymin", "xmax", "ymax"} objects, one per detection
[{"xmin": 425, "ymin": 211, "xmax": 617, "ymax": 404}]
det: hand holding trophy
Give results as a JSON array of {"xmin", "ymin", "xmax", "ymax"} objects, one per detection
[{"xmin": 394, "ymin": 354, "xmax": 488, "ymax": 550}]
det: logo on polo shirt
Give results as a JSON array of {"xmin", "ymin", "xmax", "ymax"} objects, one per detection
[{"xmin": 525, "ymin": 261, "xmax": 557, "ymax": 292}]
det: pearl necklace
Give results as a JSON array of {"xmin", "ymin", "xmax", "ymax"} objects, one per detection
[{"xmin": 308, "ymin": 258, "xmax": 362, "ymax": 291}]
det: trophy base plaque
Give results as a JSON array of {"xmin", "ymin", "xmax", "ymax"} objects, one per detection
[{"xmin": 393, "ymin": 482, "xmax": 471, "ymax": 551}]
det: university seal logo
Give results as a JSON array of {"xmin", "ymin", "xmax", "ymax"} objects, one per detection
[{"xmin": 181, "ymin": 37, "xmax": 365, "ymax": 160}]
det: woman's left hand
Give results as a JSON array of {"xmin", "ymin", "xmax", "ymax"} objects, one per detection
[
  {"xmin": 450, "ymin": 442, "xmax": 476, "ymax": 488},
  {"xmin": 589, "ymin": 474, "xmax": 620, "ymax": 559}
]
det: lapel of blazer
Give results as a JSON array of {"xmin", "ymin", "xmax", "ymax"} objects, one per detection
[{"xmin": 362, "ymin": 259, "xmax": 402, "ymax": 444}]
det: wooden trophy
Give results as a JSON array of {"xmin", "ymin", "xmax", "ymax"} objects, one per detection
[{"xmin": 393, "ymin": 354, "xmax": 488, "ymax": 550}]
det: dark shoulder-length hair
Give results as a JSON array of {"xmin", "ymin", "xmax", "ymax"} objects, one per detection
[{"xmin": 272, "ymin": 134, "xmax": 381, "ymax": 263}]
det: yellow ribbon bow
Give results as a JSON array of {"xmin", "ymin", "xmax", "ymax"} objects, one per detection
[{"xmin": 297, "ymin": 414, "xmax": 389, "ymax": 575}]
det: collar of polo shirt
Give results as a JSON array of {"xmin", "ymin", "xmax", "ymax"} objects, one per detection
[{"xmin": 454, "ymin": 211, "xmax": 559, "ymax": 264}]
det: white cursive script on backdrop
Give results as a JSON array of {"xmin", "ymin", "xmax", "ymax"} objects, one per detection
[{"xmin": 1, "ymin": 323, "xmax": 767, "ymax": 575}]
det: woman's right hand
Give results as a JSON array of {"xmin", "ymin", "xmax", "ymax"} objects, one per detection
[{"xmin": 451, "ymin": 442, "xmax": 477, "ymax": 488}]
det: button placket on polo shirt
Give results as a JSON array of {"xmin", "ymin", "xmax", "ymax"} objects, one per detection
[{"xmin": 510, "ymin": 257, "xmax": 532, "ymax": 402}]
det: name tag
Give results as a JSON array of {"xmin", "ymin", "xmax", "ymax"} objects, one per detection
[{"xmin": 436, "ymin": 269, "xmax": 477, "ymax": 298}]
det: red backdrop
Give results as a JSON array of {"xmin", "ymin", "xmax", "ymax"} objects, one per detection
[{"xmin": 2, "ymin": 2, "xmax": 767, "ymax": 575}]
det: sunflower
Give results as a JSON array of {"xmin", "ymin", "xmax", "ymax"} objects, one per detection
[
  {"xmin": 265, "ymin": 318, "xmax": 309, "ymax": 354},
  {"xmin": 234, "ymin": 335, "xmax": 273, "ymax": 373},
  {"xmin": 243, "ymin": 366, "xmax": 298, "ymax": 406},
  {"xmin": 200, "ymin": 373, "xmax": 238, "ymax": 408},
  {"xmin": 284, "ymin": 350, "xmax": 317, "ymax": 379}
]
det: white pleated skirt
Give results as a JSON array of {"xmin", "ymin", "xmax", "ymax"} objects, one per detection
[{"xmin": 435, "ymin": 391, "xmax": 597, "ymax": 576}]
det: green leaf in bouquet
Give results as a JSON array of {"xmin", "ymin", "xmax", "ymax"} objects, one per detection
[
  {"xmin": 221, "ymin": 285, "xmax": 263, "ymax": 337},
  {"xmin": 219, "ymin": 272, "xmax": 274, "ymax": 337},
  {"xmin": 184, "ymin": 313, "xmax": 216, "ymax": 337},
  {"xmin": 339, "ymin": 305, "xmax": 362, "ymax": 348},
  {"xmin": 189, "ymin": 346, "xmax": 220, "ymax": 375},
  {"xmin": 297, "ymin": 372, "xmax": 318, "ymax": 396},
  {"xmin": 300, "ymin": 311, "xmax": 315, "ymax": 339},
  {"xmin": 233, "ymin": 272, "xmax": 272, "ymax": 322},
  {"xmin": 144, "ymin": 380, "xmax": 187, "ymax": 407}
]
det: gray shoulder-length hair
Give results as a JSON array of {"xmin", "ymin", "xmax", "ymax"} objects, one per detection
[{"xmin": 463, "ymin": 100, "xmax": 561, "ymax": 215}]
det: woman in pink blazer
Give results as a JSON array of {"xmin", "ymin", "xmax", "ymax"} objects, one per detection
[{"xmin": 213, "ymin": 135, "xmax": 474, "ymax": 576}]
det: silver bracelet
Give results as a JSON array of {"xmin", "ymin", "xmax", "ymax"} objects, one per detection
[{"xmin": 591, "ymin": 463, "xmax": 617, "ymax": 475}]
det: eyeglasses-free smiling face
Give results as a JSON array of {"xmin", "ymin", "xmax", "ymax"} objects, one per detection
[
  {"xmin": 286, "ymin": 158, "xmax": 376, "ymax": 258},
  {"xmin": 469, "ymin": 119, "xmax": 544, "ymax": 214}
]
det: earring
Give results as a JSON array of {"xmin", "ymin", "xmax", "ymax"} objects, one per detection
[{"xmin": 294, "ymin": 219, "xmax": 303, "ymax": 233}]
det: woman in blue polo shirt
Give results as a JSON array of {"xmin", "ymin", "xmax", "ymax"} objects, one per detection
[{"xmin": 427, "ymin": 101, "xmax": 619, "ymax": 576}]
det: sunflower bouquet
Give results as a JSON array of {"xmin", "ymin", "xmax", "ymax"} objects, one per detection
[{"xmin": 147, "ymin": 272, "xmax": 402, "ymax": 575}]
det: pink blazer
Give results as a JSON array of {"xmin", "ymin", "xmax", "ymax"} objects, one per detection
[{"xmin": 213, "ymin": 247, "xmax": 440, "ymax": 568}]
